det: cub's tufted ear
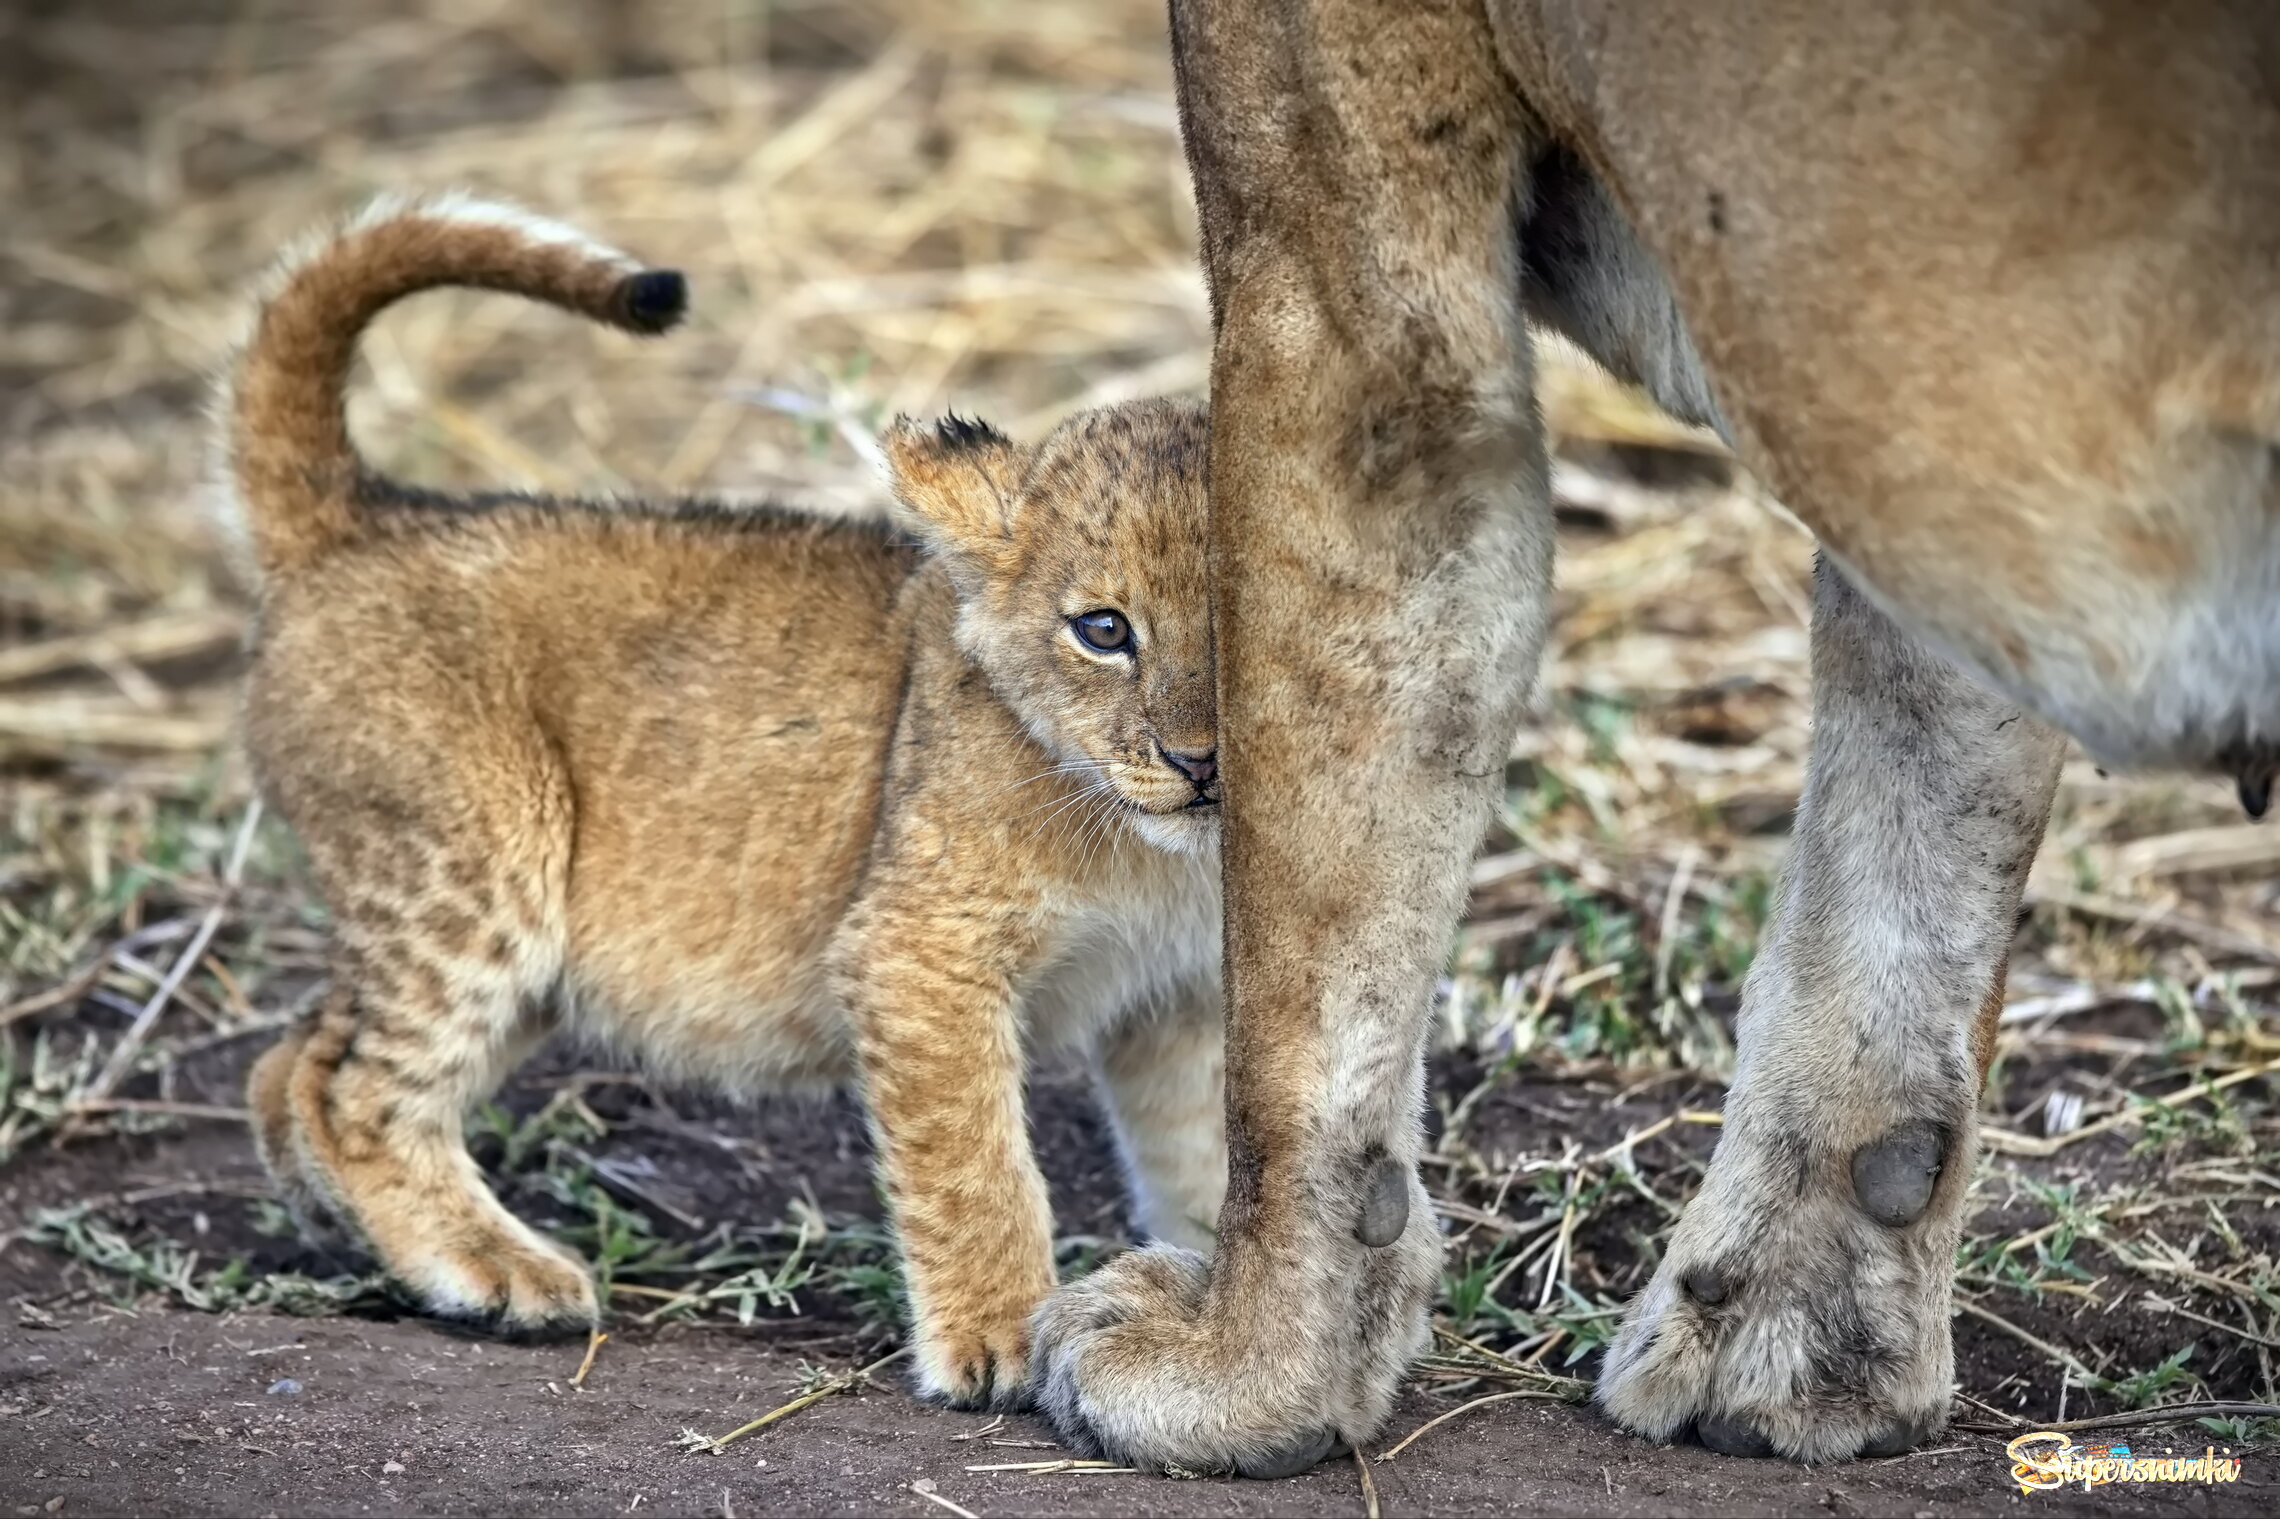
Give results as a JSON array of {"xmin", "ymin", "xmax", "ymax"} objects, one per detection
[{"xmin": 883, "ymin": 413, "xmax": 1024, "ymax": 569}]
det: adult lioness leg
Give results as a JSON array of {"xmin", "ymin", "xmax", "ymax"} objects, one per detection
[
  {"xmin": 1599, "ymin": 562, "xmax": 2065, "ymax": 1462},
  {"xmin": 1028, "ymin": 0, "xmax": 1550, "ymax": 1475}
]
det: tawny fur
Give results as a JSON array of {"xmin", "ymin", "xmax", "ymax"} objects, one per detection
[
  {"xmin": 1022, "ymin": 0, "xmax": 2280, "ymax": 1480},
  {"xmin": 228, "ymin": 197, "xmax": 1228, "ymax": 1409}
]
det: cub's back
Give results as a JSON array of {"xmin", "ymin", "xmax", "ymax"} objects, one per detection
[{"xmin": 247, "ymin": 499, "xmax": 925, "ymax": 1080}]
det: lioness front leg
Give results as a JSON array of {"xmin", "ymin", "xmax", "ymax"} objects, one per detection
[
  {"xmin": 1030, "ymin": 0, "xmax": 1549, "ymax": 1474},
  {"xmin": 1599, "ymin": 561, "xmax": 2065, "ymax": 1462}
]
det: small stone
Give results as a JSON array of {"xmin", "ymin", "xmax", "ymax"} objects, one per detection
[
  {"xmin": 382, "ymin": 1462, "xmax": 405, "ymax": 1475},
  {"xmin": 912, "ymin": 1479, "xmax": 936, "ymax": 1494},
  {"xmin": 45, "ymin": 1502, "xmax": 64, "ymax": 1516},
  {"xmin": 265, "ymin": 1379, "xmax": 301, "ymax": 1397}
]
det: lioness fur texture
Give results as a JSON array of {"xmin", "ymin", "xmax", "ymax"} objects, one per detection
[
  {"xmin": 226, "ymin": 195, "xmax": 1227, "ymax": 1410},
  {"xmin": 1015, "ymin": 0, "xmax": 2280, "ymax": 1481}
]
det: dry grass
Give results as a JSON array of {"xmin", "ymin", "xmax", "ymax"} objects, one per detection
[{"xmin": 4, "ymin": 0, "xmax": 2279, "ymax": 1446}]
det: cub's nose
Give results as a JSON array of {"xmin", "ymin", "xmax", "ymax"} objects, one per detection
[{"xmin": 1159, "ymin": 745, "xmax": 1217, "ymax": 786}]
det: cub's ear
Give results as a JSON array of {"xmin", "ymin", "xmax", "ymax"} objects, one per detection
[{"xmin": 883, "ymin": 413, "xmax": 1023, "ymax": 568}]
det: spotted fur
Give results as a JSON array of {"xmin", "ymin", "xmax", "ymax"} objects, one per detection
[{"xmin": 229, "ymin": 197, "xmax": 1228, "ymax": 1407}]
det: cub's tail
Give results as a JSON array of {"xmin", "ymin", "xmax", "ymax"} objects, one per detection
[{"xmin": 219, "ymin": 193, "xmax": 686, "ymax": 581}]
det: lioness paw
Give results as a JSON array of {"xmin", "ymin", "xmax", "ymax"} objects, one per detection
[
  {"xmin": 1596, "ymin": 1123, "xmax": 1958, "ymax": 1464},
  {"xmin": 1030, "ymin": 1244, "xmax": 1349, "ymax": 1478}
]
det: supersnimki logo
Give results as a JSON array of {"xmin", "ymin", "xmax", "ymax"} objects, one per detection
[{"xmin": 2007, "ymin": 1431, "xmax": 2245, "ymax": 1494}]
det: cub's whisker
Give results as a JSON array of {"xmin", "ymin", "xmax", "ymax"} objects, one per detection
[{"xmin": 988, "ymin": 760, "xmax": 1104, "ymax": 799}]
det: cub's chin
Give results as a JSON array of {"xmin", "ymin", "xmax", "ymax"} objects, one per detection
[{"xmin": 1127, "ymin": 803, "xmax": 1221, "ymax": 858}]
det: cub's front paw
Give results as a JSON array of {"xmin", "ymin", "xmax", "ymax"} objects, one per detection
[
  {"xmin": 1029, "ymin": 1244, "xmax": 1346, "ymax": 1478},
  {"xmin": 907, "ymin": 1253, "xmax": 1059, "ymax": 1410},
  {"xmin": 911, "ymin": 1310, "xmax": 1036, "ymax": 1411},
  {"xmin": 1597, "ymin": 1122, "xmax": 1960, "ymax": 1463},
  {"xmin": 405, "ymin": 1224, "xmax": 599, "ymax": 1342}
]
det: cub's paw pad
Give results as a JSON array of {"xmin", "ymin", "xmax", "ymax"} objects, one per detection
[
  {"xmin": 413, "ymin": 1308, "xmax": 586, "ymax": 1345},
  {"xmin": 415, "ymin": 1291, "xmax": 596, "ymax": 1345},
  {"xmin": 490, "ymin": 1312, "xmax": 599, "ymax": 1346},
  {"xmin": 1858, "ymin": 1418, "xmax": 1936, "ymax": 1459}
]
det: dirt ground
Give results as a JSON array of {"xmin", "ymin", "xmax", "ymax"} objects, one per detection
[
  {"xmin": 9, "ymin": 1, "xmax": 2280, "ymax": 1516},
  {"xmin": 4, "ymin": 1054, "xmax": 2275, "ymax": 1517},
  {"xmin": 7, "ymin": 1314, "xmax": 2263, "ymax": 1519}
]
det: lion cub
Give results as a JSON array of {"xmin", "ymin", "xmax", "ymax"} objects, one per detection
[{"xmin": 227, "ymin": 196, "xmax": 1224, "ymax": 1408}]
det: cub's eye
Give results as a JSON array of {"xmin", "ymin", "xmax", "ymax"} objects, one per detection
[{"xmin": 1070, "ymin": 609, "xmax": 1133, "ymax": 654}]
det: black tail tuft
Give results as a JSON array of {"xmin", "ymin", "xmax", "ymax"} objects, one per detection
[
  {"xmin": 614, "ymin": 269, "xmax": 689, "ymax": 334},
  {"xmin": 934, "ymin": 411, "xmax": 1008, "ymax": 451}
]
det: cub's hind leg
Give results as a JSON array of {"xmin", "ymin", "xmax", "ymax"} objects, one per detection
[
  {"xmin": 249, "ymin": 735, "xmax": 584, "ymax": 1336},
  {"xmin": 1092, "ymin": 982, "xmax": 1226, "ymax": 1255},
  {"xmin": 272, "ymin": 962, "xmax": 577, "ymax": 1334},
  {"xmin": 247, "ymin": 1017, "xmax": 339, "ymax": 1240}
]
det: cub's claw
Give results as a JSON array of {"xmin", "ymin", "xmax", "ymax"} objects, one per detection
[{"xmin": 911, "ymin": 1320, "xmax": 1035, "ymax": 1411}]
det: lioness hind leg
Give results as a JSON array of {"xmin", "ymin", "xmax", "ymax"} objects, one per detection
[
  {"xmin": 1092, "ymin": 983, "xmax": 1227, "ymax": 1255},
  {"xmin": 1598, "ymin": 560, "xmax": 2065, "ymax": 1462}
]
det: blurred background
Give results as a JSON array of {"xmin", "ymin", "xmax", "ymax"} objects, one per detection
[{"xmin": 3, "ymin": 0, "xmax": 2277, "ymax": 1476}]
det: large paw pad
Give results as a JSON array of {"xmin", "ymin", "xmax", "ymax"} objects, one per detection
[{"xmin": 1598, "ymin": 1126, "xmax": 1960, "ymax": 1464}]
